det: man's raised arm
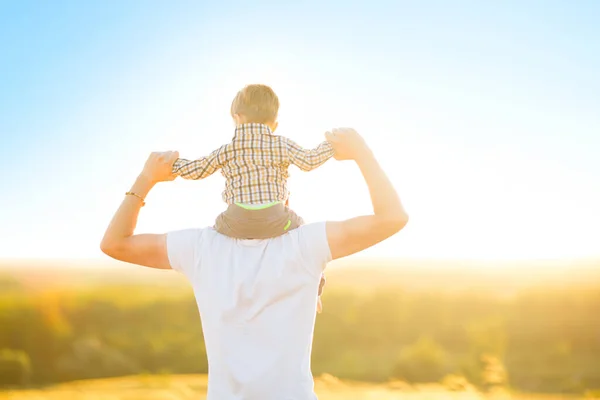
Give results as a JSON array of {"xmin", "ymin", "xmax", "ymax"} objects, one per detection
[
  {"xmin": 100, "ymin": 151, "xmax": 180, "ymax": 269},
  {"xmin": 325, "ymin": 128, "xmax": 408, "ymax": 260}
]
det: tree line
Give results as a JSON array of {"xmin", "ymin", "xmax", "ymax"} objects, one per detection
[{"xmin": 0, "ymin": 271, "xmax": 599, "ymax": 394}]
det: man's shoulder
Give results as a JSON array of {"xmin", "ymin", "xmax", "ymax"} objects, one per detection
[
  {"xmin": 166, "ymin": 223, "xmax": 331, "ymax": 276},
  {"xmin": 293, "ymin": 221, "xmax": 327, "ymax": 235},
  {"xmin": 168, "ymin": 223, "xmax": 328, "ymax": 248},
  {"xmin": 290, "ymin": 222, "xmax": 332, "ymax": 275},
  {"xmin": 291, "ymin": 221, "xmax": 329, "ymax": 243},
  {"xmin": 167, "ymin": 226, "xmax": 221, "ymax": 246},
  {"xmin": 183, "ymin": 223, "xmax": 328, "ymax": 247}
]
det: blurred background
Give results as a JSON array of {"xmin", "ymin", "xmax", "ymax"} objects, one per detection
[{"xmin": 1, "ymin": 0, "xmax": 599, "ymax": 398}]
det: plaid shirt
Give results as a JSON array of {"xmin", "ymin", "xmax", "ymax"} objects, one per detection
[{"xmin": 172, "ymin": 123, "xmax": 334, "ymax": 204}]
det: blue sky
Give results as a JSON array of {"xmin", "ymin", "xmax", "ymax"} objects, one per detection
[{"xmin": 1, "ymin": 0, "xmax": 599, "ymax": 261}]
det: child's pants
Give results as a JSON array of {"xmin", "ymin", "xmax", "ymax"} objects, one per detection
[
  {"xmin": 214, "ymin": 202, "xmax": 326, "ymax": 296},
  {"xmin": 215, "ymin": 202, "xmax": 304, "ymax": 239}
]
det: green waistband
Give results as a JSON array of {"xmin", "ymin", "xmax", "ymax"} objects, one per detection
[{"xmin": 234, "ymin": 201, "xmax": 281, "ymax": 210}]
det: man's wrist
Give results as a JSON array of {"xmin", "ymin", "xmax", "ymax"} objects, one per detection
[
  {"xmin": 130, "ymin": 174, "xmax": 156, "ymax": 198},
  {"xmin": 354, "ymin": 148, "xmax": 375, "ymax": 165}
]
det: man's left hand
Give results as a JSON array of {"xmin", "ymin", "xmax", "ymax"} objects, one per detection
[{"xmin": 140, "ymin": 151, "xmax": 179, "ymax": 184}]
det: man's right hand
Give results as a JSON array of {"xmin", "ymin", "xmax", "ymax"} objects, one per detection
[
  {"xmin": 325, "ymin": 128, "xmax": 372, "ymax": 162},
  {"xmin": 324, "ymin": 127, "xmax": 408, "ymax": 260}
]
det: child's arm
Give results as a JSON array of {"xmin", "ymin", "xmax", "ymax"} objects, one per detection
[
  {"xmin": 172, "ymin": 145, "xmax": 226, "ymax": 180},
  {"xmin": 285, "ymin": 138, "xmax": 334, "ymax": 171}
]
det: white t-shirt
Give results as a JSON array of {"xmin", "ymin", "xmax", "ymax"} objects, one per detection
[{"xmin": 166, "ymin": 222, "xmax": 332, "ymax": 400}]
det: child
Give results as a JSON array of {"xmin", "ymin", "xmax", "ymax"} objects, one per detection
[{"xmin": 171, "ymin": 84, "xmax": 332, "ymax": 310}]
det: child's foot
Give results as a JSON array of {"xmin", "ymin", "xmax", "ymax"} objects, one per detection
[
  {"xmin": 317, "ymin": 274, "xmax": 326, "ymax": 314},
  {"xmin": 318, "ymin": 275, "xmax": 326, "ymax": 296}
]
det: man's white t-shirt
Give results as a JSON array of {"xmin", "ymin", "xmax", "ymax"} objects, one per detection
[{"xmin": 166, "ymin": 222, "xmax": 332, "ymax": 400}]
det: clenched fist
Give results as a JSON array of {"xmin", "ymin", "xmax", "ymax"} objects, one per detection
[
  {"xmin": 325, "ymin": 128, "xmax": 371, "ymax": 161},
  {"xmin": 141, "ymin": 151, "xmax": 180, "ymax": 183}
]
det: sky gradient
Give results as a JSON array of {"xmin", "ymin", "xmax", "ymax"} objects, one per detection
[{"xmin": 1, "ymin": 0, "xmax": 599, "ymax": 261}]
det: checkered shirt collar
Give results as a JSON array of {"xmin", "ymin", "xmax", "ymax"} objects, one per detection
[{"xmin": 233, "ymin": 123, "xmax": 273, "ymax": 137}]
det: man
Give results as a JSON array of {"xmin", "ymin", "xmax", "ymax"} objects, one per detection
[{"xmin": 100, "ymin": 127, "xmax": 408, "ymax": 399}]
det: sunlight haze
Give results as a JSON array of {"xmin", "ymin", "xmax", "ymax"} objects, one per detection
[{"xmin": 1, "ymin": 1, "xmax": 599, "ymax": 261}]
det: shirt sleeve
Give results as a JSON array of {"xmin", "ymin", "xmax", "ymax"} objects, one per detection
[
  {"xmin": 285, "ymin": 138, "xmax": 334, "ymax": 171},
  {"xmin": 166, "ymin": 228, "xmax": 203, "ymax": 279},
  {"xmin": 172, "ymin": 145, "xmax": 227, "ymax": 180},
  {"xmin": 295, "ymin": 222, "xmax": 332, "ymax": 277}
]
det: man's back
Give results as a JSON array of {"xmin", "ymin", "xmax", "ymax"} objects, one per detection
[
  {"xmin": 101, "ymin": 128, "xmax": 408, "ymax": 400},
  {"xmin": 167, "ymin": 222, "xmax": 332, "ymax": 400}
]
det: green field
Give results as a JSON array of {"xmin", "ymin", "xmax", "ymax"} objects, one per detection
[
  {"xmin": 0, "ymin": 374, "xmax": 584, "ymax": 400},
  {"xmin": 2, "ymin": 259, "xmax": 600, "ymax": 397}
]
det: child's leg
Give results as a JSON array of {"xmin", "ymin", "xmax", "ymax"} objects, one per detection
[
  {"xmin": 318, "ymin": 273, "xmax": 326, "ymax": 296},
  {"xmin": 284, "ymin": 205, "xmax": 327, "ymax": 313},
  {"xmin": 214, "ymin": 205, "xmax": 247, "ymax": 239}
]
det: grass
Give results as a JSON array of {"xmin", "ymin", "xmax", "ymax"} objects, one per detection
[{"xmin": 0, "ymin": 374, "xmax": 585, "ymax": 400}]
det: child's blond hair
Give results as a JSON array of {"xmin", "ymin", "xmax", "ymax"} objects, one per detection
[{"xmin": 230, "ymin": 84, "xmax": 279, "ymax": 124}]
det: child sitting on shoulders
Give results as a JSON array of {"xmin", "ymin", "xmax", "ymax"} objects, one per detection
[{"xmin": 172, "ymin": 84, "xmax": 333, "ymax": 310}]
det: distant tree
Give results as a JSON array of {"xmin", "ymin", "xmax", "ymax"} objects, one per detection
[
  {"xmin": 0, "ymin": 348, "xmax": 31, "ymax": 386},
  {"xmin": 392, "ymin": 336, "xmax": 448, "ymax": 383},
  {"xmin": 480, "ymin": 354, "xmax": 508, "ymax": 391},
  {"xmin": 0, "ymin": 275, "xmax": 22, "ymax": 292},
  {"xmin": 55, "ymin": 337, "xmax": 139, "ymax": 381}
]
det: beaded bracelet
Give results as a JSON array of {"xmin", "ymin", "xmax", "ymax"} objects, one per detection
[{"xmin": 125, "ymin": 191, "xmax": 145, "ymax": 206}]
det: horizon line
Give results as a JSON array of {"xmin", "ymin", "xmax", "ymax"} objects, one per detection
[{"xmin": 1, "ymin": 255, "xmax": 599, "ymax": 266}]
